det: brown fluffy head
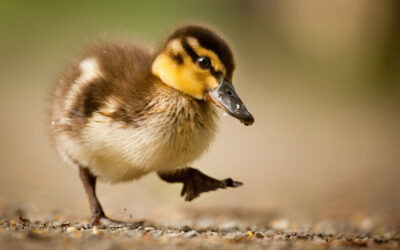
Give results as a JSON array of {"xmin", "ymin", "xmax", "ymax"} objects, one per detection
[{"xmin": 152, "ymin": 25, "xmax": 235, "ymax": 99}]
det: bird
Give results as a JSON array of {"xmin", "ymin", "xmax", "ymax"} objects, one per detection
[{"xmin": 50, "ymin": 25, "xmax": 254, "ymax": 225}]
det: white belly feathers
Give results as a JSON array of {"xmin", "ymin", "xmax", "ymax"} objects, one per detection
[{"xmin": 71, "ymin": 108, "xmax": 217, "ymax": 183}]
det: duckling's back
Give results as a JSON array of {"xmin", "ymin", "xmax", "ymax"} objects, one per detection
[{"xmin": 51, "ymin": 42, "xmax": 153, "ymax": 125}]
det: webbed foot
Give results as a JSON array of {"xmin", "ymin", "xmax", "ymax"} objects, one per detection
[{"xmin": 158, "ymin": 167, "xmax": 242, "ymax": 201}]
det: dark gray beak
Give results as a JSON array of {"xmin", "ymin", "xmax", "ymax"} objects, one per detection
[{"xmin": 206, "ymin": 79, "xmax": 254, "ymax": 126}]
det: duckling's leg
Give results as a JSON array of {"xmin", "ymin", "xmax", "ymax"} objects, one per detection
[
  {"xmin": 157, "ymin": 167, "xmax": 242, "ymax": 201},
  {"xmin": 79, "ymin": 166, "xmax": 124, "ymax": 225}
]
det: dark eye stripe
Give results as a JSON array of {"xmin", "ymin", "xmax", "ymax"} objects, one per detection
[
  {"xmin": 182, "ymin": 38, "xmax": 198, "ymax": 62},
  {"xmin": 170, "ymin": 52, "xmax": 183, "ymax": 64},
  {"xmin": 182, "ymin": 37, "xmax": 224, "ymax": 79},
  {"xmin": 210, "ymin": 66, "xmax": 222, "ymax": 78}
]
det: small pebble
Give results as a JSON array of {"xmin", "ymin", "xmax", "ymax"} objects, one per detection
[
  {"xmin": 66, "ymin": 226, "xmax": 77, "ymax": 233},
  {"xmin": 313, "ymin": 238, "xmax": 327, "ymax": 245},
  {"xmin": 255, "ymin": 232, "xmax": 264, "ymax": 238},
  {"xmin": 223, "ymin": 232, "xmax": 237, "ymax": 240},
  {"xmin": 205, "ymin": 231, "xmax": 218, "ymax": 237},
  {"xmin": 184, "ymin": 230, "xmax": 199, "ymax": 238},
  {"xmin": 181, "ymin": 225, "xmax": 192, "ymax": 232},
  {"xmin": 92, "ymin": 226, "xmax": 101, "ymax": 235},
  {"xmin": 167, "ymin": 232, "xmax": 184, "ymax": 238},
  {"xmin": 151, "ymin": 230, "xmax": 163, "ymax": 239}
]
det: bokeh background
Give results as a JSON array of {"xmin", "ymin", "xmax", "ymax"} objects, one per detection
[{"xmin": 1, "ymin": 0, "xmax": 399, "ymax": 226}]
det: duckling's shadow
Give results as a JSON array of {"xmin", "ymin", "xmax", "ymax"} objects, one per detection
[{"xmin": 97, "ymin": 217, "xmax": 148, "ymax": 228}]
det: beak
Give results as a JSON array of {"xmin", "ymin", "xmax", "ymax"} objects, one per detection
[{"xmin": 206, "ymin": 79, "xmax": 254, "ymax": 126}]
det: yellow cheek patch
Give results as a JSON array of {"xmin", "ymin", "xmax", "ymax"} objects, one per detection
[{"xmin": 152, "ymin": 51, "xmax": 205, "ymax": 99}]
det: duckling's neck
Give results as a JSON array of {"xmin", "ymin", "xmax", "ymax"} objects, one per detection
[{"xmin": 146, "ymin": 75, "xmax": 218, "ymax": 132}]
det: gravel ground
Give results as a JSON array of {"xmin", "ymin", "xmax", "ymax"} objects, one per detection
[{"xmin": 0, "ymin": 208, "xmax": 399, "ymax": 250}]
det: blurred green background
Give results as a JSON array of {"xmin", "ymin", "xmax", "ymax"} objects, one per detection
[{"xmin": 0, "ymin": 0, "xmax": 399, "ymax": 224}]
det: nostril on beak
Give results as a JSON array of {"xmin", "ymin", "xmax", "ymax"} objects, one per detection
[{"xmin": 226, "ymin": 89, "xmax": 233, "ymax": 97}]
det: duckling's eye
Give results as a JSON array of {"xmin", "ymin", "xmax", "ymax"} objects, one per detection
[{"xmin": 197, "ymin": 56, "xmax": 211, "ymax": 69}]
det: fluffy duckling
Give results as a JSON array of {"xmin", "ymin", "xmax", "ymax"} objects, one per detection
[{"xmin": 50, "ymin": 25, "xmax": 254, "ymax": 225}]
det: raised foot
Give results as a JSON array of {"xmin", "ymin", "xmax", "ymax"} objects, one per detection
[{"xmin": 181, "ymin": 170, "xmax": 242, "ymax": 202}]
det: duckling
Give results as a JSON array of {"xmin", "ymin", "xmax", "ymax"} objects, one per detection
[{"xmin": 50, "ymin": 25, "xmax": 254, "ymax": 225}]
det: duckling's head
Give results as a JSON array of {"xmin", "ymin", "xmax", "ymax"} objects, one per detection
[{"xmin": 152, "ymin": 25, "xmax": 254, "ymax": 126}]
